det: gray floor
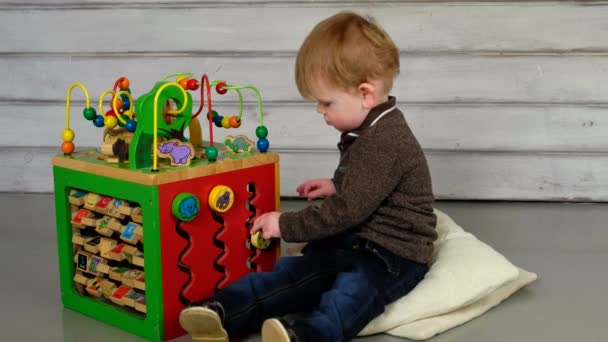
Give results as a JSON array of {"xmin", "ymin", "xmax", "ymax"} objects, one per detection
[{"xmin": 1, "ymin": 194, "xmax": 606, "ymax": 342}]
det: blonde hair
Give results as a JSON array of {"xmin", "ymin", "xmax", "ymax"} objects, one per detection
[{"xmin": 295, "ymin": 11, "xmax": 400, "ymax": 99}]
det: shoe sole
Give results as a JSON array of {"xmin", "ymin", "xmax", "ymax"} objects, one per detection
[
  {"xmin": 261, "ymin": 318, "xmax": 290, "ymax": 342},
  {"xmin": 179, "ymin": 307, "xmax": 228, "ymax": 342}
]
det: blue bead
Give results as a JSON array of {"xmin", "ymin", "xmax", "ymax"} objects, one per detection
[
  {"xmin": 122, "ymin": 98, "xmax": 130, "ymax": 110},
  {"xmin": 214, "ymin": 115, "xmax": 224, "ymax": 127},
  {"xmin": 257, "ymin": 138, "xmax": 269, "ymax": 152},
  {"xmin": 125, "ymin": 120, "xmax": 137, "ymax": 132},
  {"xmin": 93, "ymin": 115, "xmax": 105, "ymax": 127}
]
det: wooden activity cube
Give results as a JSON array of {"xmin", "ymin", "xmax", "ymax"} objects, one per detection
[{"xmin": 53, "ymin": 150, "xmax": 280, "ymax": 341}]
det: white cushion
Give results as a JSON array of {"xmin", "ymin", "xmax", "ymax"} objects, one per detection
[{"xmin": 359, "ymin": 209, "xmax": 537, "ymax": 338}]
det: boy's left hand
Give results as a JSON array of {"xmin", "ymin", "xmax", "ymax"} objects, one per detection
[{"xmin": 250, "ymin": 211, "xmax": 282, "ymax": 240}]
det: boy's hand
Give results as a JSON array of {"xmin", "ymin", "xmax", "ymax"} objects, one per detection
[
  {"xmin": 296, "ymin": 178, "xmax": 336, "ymax": 201},
  {"xmin": 250, "ymin": 211, "xmax": 282, "ymax": 240}
]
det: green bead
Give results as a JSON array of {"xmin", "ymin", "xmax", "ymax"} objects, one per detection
[
  {"xmin": 256, "ymin": 125, "xmax": 268, "ymax": 139},
  {"xmin": 205, "ymin": 146, "xmax": 218, "ymax": 161},
  {"xmin": 83, "ymin": 107, "xmax": 97, "ymax": 121},
  {"xmin": 212, "ymin": 110, "xmax": 219, "ymax": 119}
]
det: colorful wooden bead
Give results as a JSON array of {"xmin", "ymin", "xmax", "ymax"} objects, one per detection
[
  {"xmin": 118, "ymin": 77, "xmax": 130, "ymax": 90},
  {"xmin": 257, "ymin": 138, "xmax": 269, "ymax": 152},
  {"xmin": 62, "ymin": 129, "xmax": 75, "ymax": 142},
  {"xmin": 229, "ymin": 116, "xmax": 241, "ymax": 128},
  {"xmin": 62, "ymin": 141, "xmax": 75, "ymax": 154},
  {"xmin": 83, "ymin": 107, "xmax": 97, "ymax": 121},
  {"xmin": 221, "ymin": 117, "xmax": 231, "ymax": 128},
  {"xmin": 93, "ymin": 115, "xmax": 105, "ymax": 127},
  {"xmin": 256, "ymin": 125, "xmax": 268, "ymax": 139},
  {"xmin": 122, "ymin": 98, "xmax": 130, "ymax": 111},
  {"xmin": 187, "ymin": 79, "xmax": 199, "ymax": 91},
  {"xmin": 213, "ymin": 116, "xmax": 224, "ymax": 127},
  {"xmin": 177, "ymin": 77, "xmax": 189, "ymax": 89},
  {"xmin": 205, "ymin": 146, "xmax": 218, "ymax": 161},
  {"xmin": 125, "ymin": 120, "xmax": 137, "ymax": 132},
  {"xmin": 215, "ymin": 82, "xmax": 228, "ymax": 95},
  {"xmin": 105, "ymin": 116, "xmax": 118, "ymax": 129}
]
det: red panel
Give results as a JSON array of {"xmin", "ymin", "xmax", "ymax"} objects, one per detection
[{"xmin": 159, "ymin": 162, "xmax": 278, "ymax": 341}]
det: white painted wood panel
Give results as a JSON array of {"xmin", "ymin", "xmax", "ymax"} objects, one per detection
[
  {"xmin": 5, "ymin": 147, "xmax": 608, "ymax": 201},
  {"xmin": 2, "ymin": 3, "xmax": 608, "ymax": 53},
  {"xmin": 2, "ymin": 55, "xmax": 607, "ymax": 103},
  {"xmin": 3, "ymin": 102, "xmax": 606, "ymax": 152}
]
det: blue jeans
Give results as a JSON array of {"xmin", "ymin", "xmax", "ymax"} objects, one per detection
[{"xmin": 209, "ymin": 234, "xmax": 429, "ymax": 341}]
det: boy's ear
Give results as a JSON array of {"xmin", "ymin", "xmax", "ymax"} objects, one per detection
[{"xmin": 358, "ymin": 82, "xmax": 376, "ymax": 109}]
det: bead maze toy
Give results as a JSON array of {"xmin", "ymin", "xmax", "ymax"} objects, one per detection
[{"xmin": 53, "ymin": 73, "xmax": 280, "ymax": 341}]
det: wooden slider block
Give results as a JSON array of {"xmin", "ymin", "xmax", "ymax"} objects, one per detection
[
  {"xmin": 106, "ymin": 198, "xmax": 128, "ymax": 220},
  {"xmin": 68, "ymin": 189, "xmax": 87, "ymax": 206},
  {"xmin": 96, "ymin": 216, "xmax": 121, "ymax": 237},
  {"xmin": 120, "ymin": 222, "xmax": 143, "ymax": 245},
  {"xmin": 121, "ymin": 245, "xmax": 139, "ymax": 264},
  {"xmin": 99, "ymin": 237, "xmax": 117, "ymax": 260},
  {"xmin": 73, "ymin": 273, "xmax": 89, "ymax": 286},
  {"xmin": 110, "ymin": 285, "xmax": 134, "ymax": 306},
  {"xmin": 109, "ymin": 266, "xmax": 131, "ymax": 282},
  {"xmin": 71, "ymin": 209, "xmax": 95, "ymax": 229},
  {"xmin": 72, "ymin": 233, "xmax": 87, "ymax": 246},
  {"xmin": 85, "ymin": 277, "xmax": 105, "ymax": 297},
  {"xmin": 93, "ymin": 195, "xmax": 114, "ymax": 215},
  {"xmin": 83, "ymin": 193, "xmax": 101, "ymax": 211},
  {"xmin": 109, "ymin": 243, "xmax": 128, "ymax": 261},
  {"xmin": 134, "ymin": 296, "xmax": 146, "ymax": 313},
  {"xmin": 133, "ymin": 274, "xmax": 145, "ymax": 291},
  {"xmin": 83, "ymin": 236, "xmax": 102, "ymax": 254},
  {"xmin": 118, "ymin": 205, "xmax": 143, "ymax": 224},
  {"xmin": 121, "ymin": 269, "xmax": 143, "ymax": 288},
  {"xmin": 101, "ymin": 279, "xmax": 116, "ymax": 299},
  {"xmin": 122, "ymin": 291, "xmax": 145, "ymax": 308},
  {"xmin": 74, "ymin": 250, "xmax": 109, "ymax": 276},
  {"xmin": 132, "ymin": 251, "xmax": 144, "ymax": 267}
]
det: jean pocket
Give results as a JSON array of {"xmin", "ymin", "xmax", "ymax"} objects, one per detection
[{"xmin": 364, "ymin": 241, "xmax": 401, "ymax": 276}]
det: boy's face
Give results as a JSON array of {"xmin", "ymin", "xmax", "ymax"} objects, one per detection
[{"xmin": 310, "ymin": 79, "xmax": 369, "ymax": 133}]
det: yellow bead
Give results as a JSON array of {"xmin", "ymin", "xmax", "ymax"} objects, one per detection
[
  {"xmin": 62, "ymin": 129, "xmax": 75, "ymax": 142},
  {"xmin": 105, "ymin": 116, "xmax": 118, "ymax": 128},
  {"xmin": 221, "ymin": 117, "xmax": 231, "ymax": 128}
]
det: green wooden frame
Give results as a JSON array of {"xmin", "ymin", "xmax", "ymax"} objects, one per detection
[{"xmin": 53, "ymin": 165, "xmax": 164, "ymax": 341}]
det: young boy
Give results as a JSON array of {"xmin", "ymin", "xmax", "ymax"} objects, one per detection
[{"xmin": 179, "ymin": 11, "xmax": 437, "ymax": 342}]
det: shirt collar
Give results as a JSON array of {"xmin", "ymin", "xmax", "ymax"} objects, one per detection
[{"xmin": 338, "ymin": 96, "xmax": 397, "ymax": 149}]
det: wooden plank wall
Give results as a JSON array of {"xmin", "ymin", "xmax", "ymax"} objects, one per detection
[{"xmin": 1, "ymin": 1, "xmax": 607, "ymax": 200}]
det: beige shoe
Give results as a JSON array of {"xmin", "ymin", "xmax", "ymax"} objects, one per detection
[
  {"xmin": 261, "ymin": 318, "xmax": 294, "ymax": 342},
  {"xmin": 179, "ymin": 306, "xmax": 228, "ymax": 342}
]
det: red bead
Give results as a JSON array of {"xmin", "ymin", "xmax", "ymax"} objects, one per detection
[
  {"xmin": 187, "ymin": 79, "xmax": 199, "ymax": 91},
  {"xmin": 106, "ymin": 110, "xmax": 116, "ymax": 117},
  {"xmin": 216, "ymin": 82, "xmax": 228, "ymax": 94}
]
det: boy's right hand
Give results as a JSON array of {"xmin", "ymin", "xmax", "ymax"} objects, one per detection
[{"xmin": 296, "ymin": 178, "xmax": 336, "ymax": 201}]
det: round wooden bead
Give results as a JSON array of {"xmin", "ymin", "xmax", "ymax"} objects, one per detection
[
  {"xmin": 229, "ymin": 116, "xmax": 241, "ymax": 128},
  {"xmin": 205, "ymin": 146, "xmax": 218, "ymax": 161},
  {"xmin": 214, "ymin": 115, "xmax": 224, "ymax": 127},
  {"xmin": 83, "ymin": 107, "xmax": 97, "ymax": 121},
  {"xmin": 105, "ymin": 116, "xmax": 118, "ymax": 128},
  {"xmin": 62, "ymin": 129, "xmax": 75, "ymax": 142},
  {"xmin": 118, "ymin": 77, "xmax": 130, "ymax": 90},
  {"xmin": 93, "ymin": 115, "xmax": 105, "ymax": 127},
  {"xmin": 187, "ymin": 79, "xmax": 199, "ymax": 91},
  {"xmin": 257, "ymin": 138, "xmax": 269, "ymax": 152},
  {"xmin": 221, "ymin": 117, "xmax": 231, "ymax": 128},
  {"xmin": 256, "ymin": 125, "xmax": 268, "ymax": 139},
  {"xmin": 125, "ymin": 120, "xmax": 137, "ymax": 132},
  {"xmin": 216, "ymin": 82, "xmax": 228, "ymax": 94},
  {"xmin": 61, "ymin": 141, "xmax": 75, "ymax": 154}
]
